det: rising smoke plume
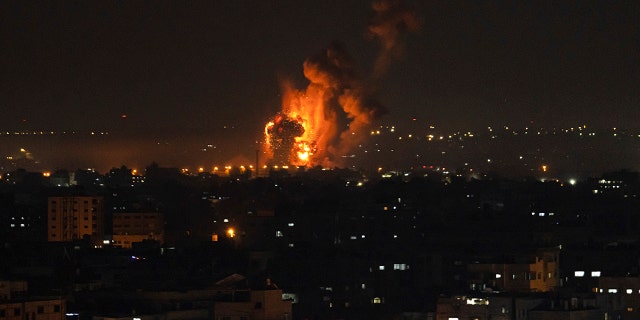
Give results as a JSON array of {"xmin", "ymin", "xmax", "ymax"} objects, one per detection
[
  {"xmin": 264, "ymin": 0, "xmax": 420, "ymax": 167},
  {"xmin": 368, "ymin": 0, "xmax": 422, "ymax": 78}
]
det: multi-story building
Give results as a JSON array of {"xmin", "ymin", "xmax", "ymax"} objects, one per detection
[
  {"xmin": 0, "ymin": 298, "xmax": 66, "ymax": 320},
  {"xmin": 214, "ymin": 289, "xmax": 292, "ymax": 320},
  {"xmin": 112, "ymin": 212, "xmax": 164, "ymax": 248},
  {"xmin": 89, "ymin": 288, "xmax": 291, "ymax": 320},
  {"xmin": 47, "ymin": 196, "xmax": 104, "ymax": 245},
  {"xmin": 527, "ymin": 297, "xmax": 602, "ymax": 320},
  {"xmin": 435, "ymin": 294, "xmax": 602, "ymax": 320},
  {"xmin": 0, "ymin": 281, "xmax": 65, "ymax": 320},
  {"xmin": 467, "ymin": 247, "xmax": 560, "ymax": 293},
  {"xmin": 436, "ymin": 294, "xmax": 547, "ymax": 320},
  {"xmin": 0, "ymin": 281, "xmax": 27, "ymax": 301},
  {"xmin": 596, "ymin": 277, "xmax": 640, "ymax": 320}
]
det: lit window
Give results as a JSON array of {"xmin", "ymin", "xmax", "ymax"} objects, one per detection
[
  {"xmin": 627, "ymin": 289, "xmax": 633, "ymax": 294},
  {"xmin": 393, "ymin": 264, "xmax": 407, "ymax": 270},
  {"xmin": 379, "ymin": 265, "xmax": 385, "ymax": 271},
  {"xmin": 574, "ymin": 271, "xmax": 585, "ymax": 277},
  {"xmin": 288, "ymin": 222, "xmax": 294, "ymax": 227},
  {"xmin": 591, "ymin": 271, "xmax": 601, "ymax": 277},
  {"xmin": 495, "ymin": 273, "xmax": 502, "ymax": 279},
  {"xmin": 372, "ymin": 297, "xmax": 382, "ymax": 304},
  {"xmin": 608, "ymin": 289, "xmax": 618, "ymax": 293},
  {"xmin": 276, "ymin": 231, "xmax": 283, "ymax": 237},
  {"xmin": 466, "ymin": 298, "xmax": 489, "ymax": 305}
]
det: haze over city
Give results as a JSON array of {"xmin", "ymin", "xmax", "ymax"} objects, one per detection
[{"xmin": 2, "ymin": 1, "xmax": 639, "ymax": 173}]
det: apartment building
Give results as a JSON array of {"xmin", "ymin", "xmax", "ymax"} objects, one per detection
[{"xmin": 47, "ymin": 196, "xmax": 104, "ymax": 245}]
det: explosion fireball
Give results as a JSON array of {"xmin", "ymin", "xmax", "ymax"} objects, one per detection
[
  {"xmin": 263, "ymin": 0, "xmax": 420, "ymax": 168},
  {"xmin": 264, "ymin": 113, "xmax": 316, "ymax": 166}
]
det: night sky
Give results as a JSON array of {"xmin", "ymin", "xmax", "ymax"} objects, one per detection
[
  {"xmin": 3, "ymin": 1, "xmax": 639, "ymax": 130},
  {"xmin": 1, "ymin": 1, "xmax": 640, "ymax": 171}
]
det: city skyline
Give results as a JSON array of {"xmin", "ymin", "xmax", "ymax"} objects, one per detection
[{"xmin": 2, "ymin": 123, "xmax": 640, "ymax": 179}]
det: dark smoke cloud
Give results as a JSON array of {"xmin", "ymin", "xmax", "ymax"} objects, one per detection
[
  {"xmin": 368, "ymin": 0, "xmax": 422, "ymax": 78},
  {"xmin": 303, "ymin": 41, "xmax": 357, "ymax": 92},
  {"xmin": 266, "ymin": 1, "xmax": 418, "ymax": 167},
  {"xmin": 303, "ymin": 42, "xmax": 387, "ymax": 164}
]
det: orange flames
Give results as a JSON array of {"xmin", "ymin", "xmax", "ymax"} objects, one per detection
[
  {"xmin": 264, "ymin": 111, "xmax": 318, "ymax": 166},
  {"xmin": 263, "ymin": 0, "xmax": 420, "ymax": 168},
  {"xmin": 264, "ymin": 42, "xmax": 375, "ymax": 167}
]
